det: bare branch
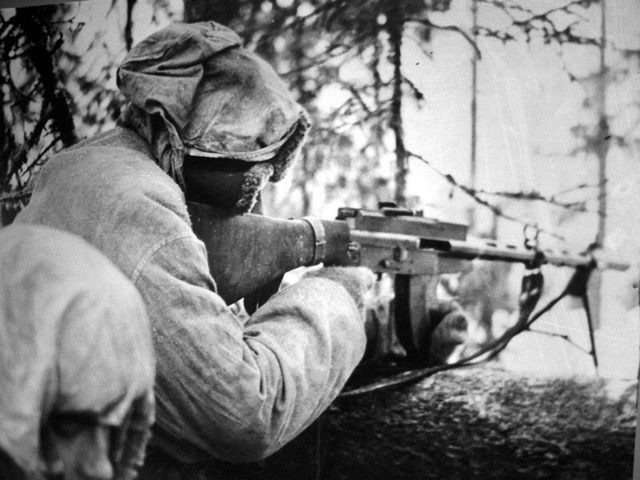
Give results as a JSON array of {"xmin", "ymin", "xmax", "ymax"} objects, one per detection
[
  {"xmin": 407, "ymin": 150, "xmax": 568, "ymax": 242},
  {"xmin": 472, "ymin": 186, "xmax": 606, "ymax": 217},
  {"xmin": 0, "ymin": 188, "xmax": 32, "ymax": 204},
  {"xmin": 277, "ymin": 41, "xmax": 356, "ymax": 77},
  {"xmin": 528, "ymin": 328, "xmax": 594, "ymax": 356},
  {"xmin": 408, "ymin": 17, "xmax": 482, "ymax": 59},
  {"xmin": 552, "ymin": 181, "xmax": 605, "ymax": 198},
  {"xmin": 477, "ymin": 0, "xmax": 600, "ymax": 47},
  {"xmin": 402, "ymin": 74, "xmax": 425, "ymax": 102}
]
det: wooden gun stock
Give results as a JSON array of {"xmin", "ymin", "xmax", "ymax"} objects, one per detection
[{"xmin": 187, "ymin": 201, "xmax": 352, "ymax": 305}]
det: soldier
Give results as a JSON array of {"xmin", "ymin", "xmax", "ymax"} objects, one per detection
[
  {"xmin": 0, "ymin": 224, "xmax": 155, "ymax": 480},
  {"xmin": 15, "ymin": 21, "xmax": 373, "ymax": 470}
]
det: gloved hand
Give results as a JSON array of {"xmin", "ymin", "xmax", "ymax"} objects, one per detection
[{"xmin": 303, "ymin": 266, "xmax": 376, "ymax": 315}]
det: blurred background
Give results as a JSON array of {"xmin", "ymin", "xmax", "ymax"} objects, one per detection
[{"xmin": 1, "ymin": 0, "xmax": 638, "ymax": 379}]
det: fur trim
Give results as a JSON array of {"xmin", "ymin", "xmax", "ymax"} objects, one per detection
[
  {"xmin": 270, "ymin": 111, "xmax": 312, "ymax": 182},
  {"xmin": 235, "ymin": 162, "xmax": 275, "ymax": 213}
]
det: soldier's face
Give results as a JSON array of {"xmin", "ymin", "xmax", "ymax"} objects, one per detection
[
  {"xmin": 43, "ymin": 412, "xmax": 114, "ymax": 480},
  {"xmin": 183, "ymin": 154, "xmax": 263, "ymax": 210}
]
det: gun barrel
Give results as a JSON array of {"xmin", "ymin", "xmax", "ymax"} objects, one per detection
[
  {"xmin": 431, "ymin": 238, "xmax": 628, "ymax": 271},
  {"xmin": 341, "ymin": 230, "xmax": 628, "ymax": 274}
]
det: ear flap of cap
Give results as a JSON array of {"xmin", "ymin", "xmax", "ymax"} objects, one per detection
[
  {"xmin": 270, "ymin": 111, "xmax": 312, "ymax": 182},
  {"xmin": 232, "ymin": 112, "xmax": 311, "ymax": 213}
]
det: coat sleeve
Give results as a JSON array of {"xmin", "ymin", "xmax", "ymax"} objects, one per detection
[{"xmin": 136, "ymin": 235, "xmax": 366, "ymax": 463}]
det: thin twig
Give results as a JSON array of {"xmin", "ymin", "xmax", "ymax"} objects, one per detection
[
  {"xmin": 408, "ymin": 17, "xmax": 481, "ymax": 59},
  {"xmin": 472, "ymin": 187, "xmax": 606, "ymax": 217},
  {"xmin": 407, "ymin": 150, "xmax": 567, "ymax": 242},
  {"xmin": 528, "ymin": 328, "xmax": 593, "ymax": 355},
  {"xmin": 0, "ymin": 188, "xmax": 32, "ymax": 203}
]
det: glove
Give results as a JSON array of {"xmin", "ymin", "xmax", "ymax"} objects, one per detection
[{"xmin": 303, "ymin": 266, "xmax": 376, "ymax": 314}]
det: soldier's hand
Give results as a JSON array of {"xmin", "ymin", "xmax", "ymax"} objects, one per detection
[{"xmin": 303, "ymin": 266, "xmax": 376, "ymax": 315}]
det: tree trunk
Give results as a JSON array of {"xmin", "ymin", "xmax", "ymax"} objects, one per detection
[
  {"xmin": 124, "ymin": 0, "xmax": 137, "ymax": 51},
  {"xmin": 589, "ymin": 0, "xmax": 609, "ymax": 331},
  {"xmin": 386, "ymin": 4, "xmax": 407, "ymax": 207},
  {"xmin": 291, "ymin": 21, "xmax": 314, "ymax": 216},
  {"xmin": 468, "ymin": 0, "xmax": 478, "ymax": 227},
  {"xmin": 14, "ymin": 7, "xmax": 76, "ymax": 147}
]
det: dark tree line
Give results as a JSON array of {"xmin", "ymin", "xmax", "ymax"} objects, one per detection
[{"xmin": 0, "ymin": 6, "xmax": 76, "ymax": 224}]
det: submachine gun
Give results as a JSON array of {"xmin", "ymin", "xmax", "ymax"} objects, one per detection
[{"xmin": 187, "ymin": 201, "xmax": 628, "ymax": 370}]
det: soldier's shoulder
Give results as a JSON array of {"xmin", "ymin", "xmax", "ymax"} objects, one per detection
[{"xmin": 44, "ymin": 128, "xmax": 182, "ymax": 200}]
